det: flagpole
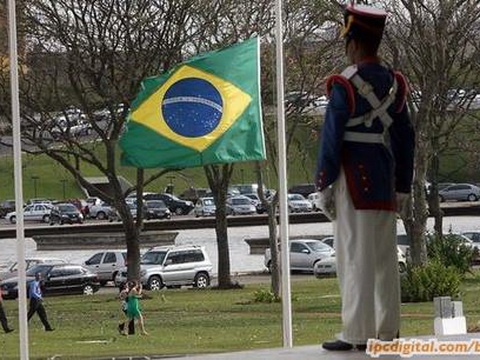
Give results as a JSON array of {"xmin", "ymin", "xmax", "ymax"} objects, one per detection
[
  {"xmin": 274, "ymin": 0, "xmax": 293, "ymax": 348},
  {"xmin": 8, "ymin": 0, "xmax": 29, "ymax": 358}
]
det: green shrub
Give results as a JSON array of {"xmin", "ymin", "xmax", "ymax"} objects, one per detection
[
  {"xmin": 426, "ymin": 232, "xmax": 474, "ymax": 276},
  {"xmin": 252, "ymin": 288, "xmax": 281, "ymax": 303},
  {"xmin": 401, "ymin": 259, "xmax": 461, "ymax": 302}
]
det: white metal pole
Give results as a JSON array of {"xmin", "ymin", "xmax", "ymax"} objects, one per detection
[
  {"xmin": 8, "ymin": 0, "xmax": 29, "ymax": 358},
  {"xmin": 274, "ymin": 0, "xmax": 293, "ymax": 348}
]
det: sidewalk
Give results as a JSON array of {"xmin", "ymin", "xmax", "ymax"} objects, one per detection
[{"xmin": 95, "ymin": 333, "xmax": 480, "ymax": 359}]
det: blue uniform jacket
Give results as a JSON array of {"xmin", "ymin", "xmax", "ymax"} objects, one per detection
[{"xmin": 315, "ymin": 60, "xmax": 415, "ymax": 211}]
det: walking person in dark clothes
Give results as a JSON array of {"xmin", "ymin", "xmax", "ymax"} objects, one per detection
[
  {"xmin": 118, "ymin": 281, "xmax": 135, "ymax": 335},
  {"xmin": 0, "ymin": 286, "xmax": 14, "ymax": 333},
  {"xmin": 27, "ymin": 272, "xmax": 54, "ymax": 331}
]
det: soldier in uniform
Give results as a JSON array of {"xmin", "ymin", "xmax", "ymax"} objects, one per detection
[{"xmin": 315, "ymin": 3, "xmax": 415, "ymax": 351}]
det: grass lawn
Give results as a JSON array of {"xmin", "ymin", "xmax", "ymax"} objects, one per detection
[{"xmin": 2, "ymin": 275, "xmax": 480, "ymax": 359}]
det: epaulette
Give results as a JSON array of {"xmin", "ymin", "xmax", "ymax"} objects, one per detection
[
  {"xmin": 326, "ymin": 74, "xmax": 356, "ymax": 115},
  {"xmin": 393, "ymin": 71, "xmax": 409, "ymax": 112}
]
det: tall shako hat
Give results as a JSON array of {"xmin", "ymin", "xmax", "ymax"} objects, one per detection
[{"xmin": 341, "ymin": 3, "xmax": 387, "ymax": 44}]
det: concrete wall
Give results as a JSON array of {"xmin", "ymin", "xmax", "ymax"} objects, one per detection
[{"xmin": 34, "ymin": 230, "xmax": 178, "ymax": 250}]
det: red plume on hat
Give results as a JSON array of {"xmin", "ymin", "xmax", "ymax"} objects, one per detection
[{"xmin": 341, "ymin": 4, "xmax": 387, "ymax": 43}]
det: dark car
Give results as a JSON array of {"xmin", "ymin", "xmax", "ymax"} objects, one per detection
[
  {"xmin": 143, "ymin": 193, "xmax": 194, "ymax": 215},
  {"xmin": 145, "ymin": 200, "xmax": 172, "ymax": 220},
  {"xmin": 0, "ymin": 263, "xmax": 100, "ymax": 299},
  {"xmin": 49, "ymin": 203, "xmax": 84, "ymax": 225}
]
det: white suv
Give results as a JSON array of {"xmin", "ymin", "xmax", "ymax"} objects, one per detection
[{"xmin": 115, "ymin": 245, "xmax": 213, "ymax": 290}]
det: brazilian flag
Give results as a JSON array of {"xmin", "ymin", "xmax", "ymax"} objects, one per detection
[{"xmin": 120, "ymin": 37, "xmax": 265, "ymax": 169}]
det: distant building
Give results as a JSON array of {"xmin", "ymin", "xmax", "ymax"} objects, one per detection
[{"xmin": 83, "ymin": 176, "xmax": 132, "ymax": 199}]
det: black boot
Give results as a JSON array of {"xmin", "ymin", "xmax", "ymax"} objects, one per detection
[{"xmin": 322, "ymin": 339, "xmax": 366, "ymax": 351}]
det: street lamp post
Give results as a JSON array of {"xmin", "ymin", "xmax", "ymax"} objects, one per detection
[
  {"xmin": 60, "ymin": 179, "xmax": 67, "ymax": 200},
  {"xmin": 166, "ymin": 175, "xmax": 175, "ymax": 194},
  {"xmin": 31, "ymin": 176, "xmax": 39, "ymax": 198}
]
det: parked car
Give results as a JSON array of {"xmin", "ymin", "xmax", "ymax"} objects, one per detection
[
  {"xmin": 88, "ymin": 201, "xmax": 115, "ymax": 220},
  {"xmin": 0, "ymin": 257, "xmax": 66, "ymax": 281},
  {"xmin": 320, "ymin": 236, "xmax": 334, "ymax": 248},
  {"xmin": 460, "ymin": 231, "xmax": 480, "ymax": 265},
  {"xmin": 65, "ymin": 198, "xmax": 89, "ymax": 216},
  {"xmin": 50, "ymin": 108, "xmax": 91, "ymax": 139},
  {"xmin": 115, "ymin": 245, "xmax": 213, "ymax": 290},
  {"xmin": 438, "ymin": 183, "xmax": 480, "ymax": 202},
  {"xmin": 264, "ymin": 239, "xmax": 335, "ymax": 273},
  {"xmin": 6, "ymin": 203, "xmax": 53, "ymax": 224},
  {"xmin": 461, "ymin": 231, "xmax": 480, "ymax": 249},
  {"xmin": 143, "ymin": 193, "xmax": 194, "ymax": 215},
  {"xmin": 307, "ymin": 192, "xmax": 321, "ymax": 212},
  {"xmin": 226, "ymin": 195, "xmax": 257, "ymax": 215},
  {"xmin": 230, "ymin": 183, "xmax": 267, "ymax": 196},
  {"xmin": 438, "ymin": 182, "xmax": 455, "ymax": 191},
  {"xmin": 125, "ymin": 192, "xmax": 156, "ymax": 203},
  {"xmin": 83, "ymin": 251, "xmax": 127, "ymax": 285},
  {"xmin": 49, "ymin": 203, "xmax": 84, "ymax": 225},
  {"xmin": 285, "ymin": 91, "xmax": 313, "ymax": 107},
  {"xmin": 397, "ymin": 234, "xmax": 411, "ymax": 256},
  {"xmin": 397, "ymin": 232, "xmax": 473, "ymax": 259},
  {"xmin": 0, "ymin": 263, "xmax": 100, "ymax": 299},
  {"xmin": 145, "ymin": 200, "xmax": 171, "ymax": 220},
  {"xmin": 127, "ymin": 202, "xmax": 141, "ymax": 219},
  {"xmin": 243, "ymin": 193, "xmax": 267, "ymax": 214},
  {"xmin": 288, "ymin": 183, "xmax": 317, "ymax": 198},
  {"xmin": 26, "ymin": 198, "xmax": 53, "ymax": 206},
  {"xmin": 287, "ymin": 193, "xmax": 313, "ymax": 213},
  {"xmin": 86, "ymin": 197, "xmax": 102, "ymax": 207},
  {"xmin": 52, "ymin": 119, "xmax": 92, "ymax": 138},
  {"xmin": 243, "ymin": 193, "xmax": 260, "ymax": 207},
  {"xmin": 179, "ymin": 188, "xmax": 210, "ymax": 203},
  {"xmin": 194, "ymin": 197, "xmax": 216, "ymax": 217},
  {"xmin": 313, "ymin": 246, "xmax": 407, "ymax": 277},
  {"xmin": 0, "ymin": 199, "xmax": 16, "ymax": 218}
]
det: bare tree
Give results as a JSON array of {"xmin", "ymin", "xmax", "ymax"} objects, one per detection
[
  {"xmin": 193, "ymin": 0, "xmax": 275, "ymax": 288},
  {"xmin": 0, "ymin": 0, "xmax": 204, "ymax": 279},
  {"xmin": 385, "ymin": 0, "xmax": 480, "ymax": 265},
  {"xmin": 255, "ymin": 0, "xmax": 343, "ymax": 297}
]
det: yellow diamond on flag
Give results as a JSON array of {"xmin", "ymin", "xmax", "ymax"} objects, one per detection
[{"xmin": 131, "ymin": 65, "xmax": 252, "ymax": 152}]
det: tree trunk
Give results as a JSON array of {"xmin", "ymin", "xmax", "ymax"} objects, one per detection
[
  {"xmin": 215, "ymin": 193, "xmax": 232, "ymax": 288},
  {"xmin": 112, "ymin": 169, "xmax": 143, "ymax": 281},
  {"xmin": 125, "ymin": 218, "xmax": 141, "ymax": 280},
  {"xmin": 267, "ymin": 200, "xmax": 280, "ymax": 297},
  {"xmin": 254, "ymin": 161, "xmax": 280, "ymax": 297},
  {"xmin": 410, "ymin": 138, "xmax": 429, "ymax": 266},
  {"xmin": 204, "ymin": 164, "xmax": 234, "ymax": 289},
  {"xmin": 428, "ymin": 150, "xmax": 443, "ymax": 237}
]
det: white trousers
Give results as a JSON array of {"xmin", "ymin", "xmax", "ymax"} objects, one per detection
[{"xmin": 333, "ymin": 169, "xmax": 400, "ymax": 344}]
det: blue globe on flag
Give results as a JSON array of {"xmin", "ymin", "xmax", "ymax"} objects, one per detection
[{"xmin": 162, "ymin": 78, "xmax": 223, "ymax": 138}]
